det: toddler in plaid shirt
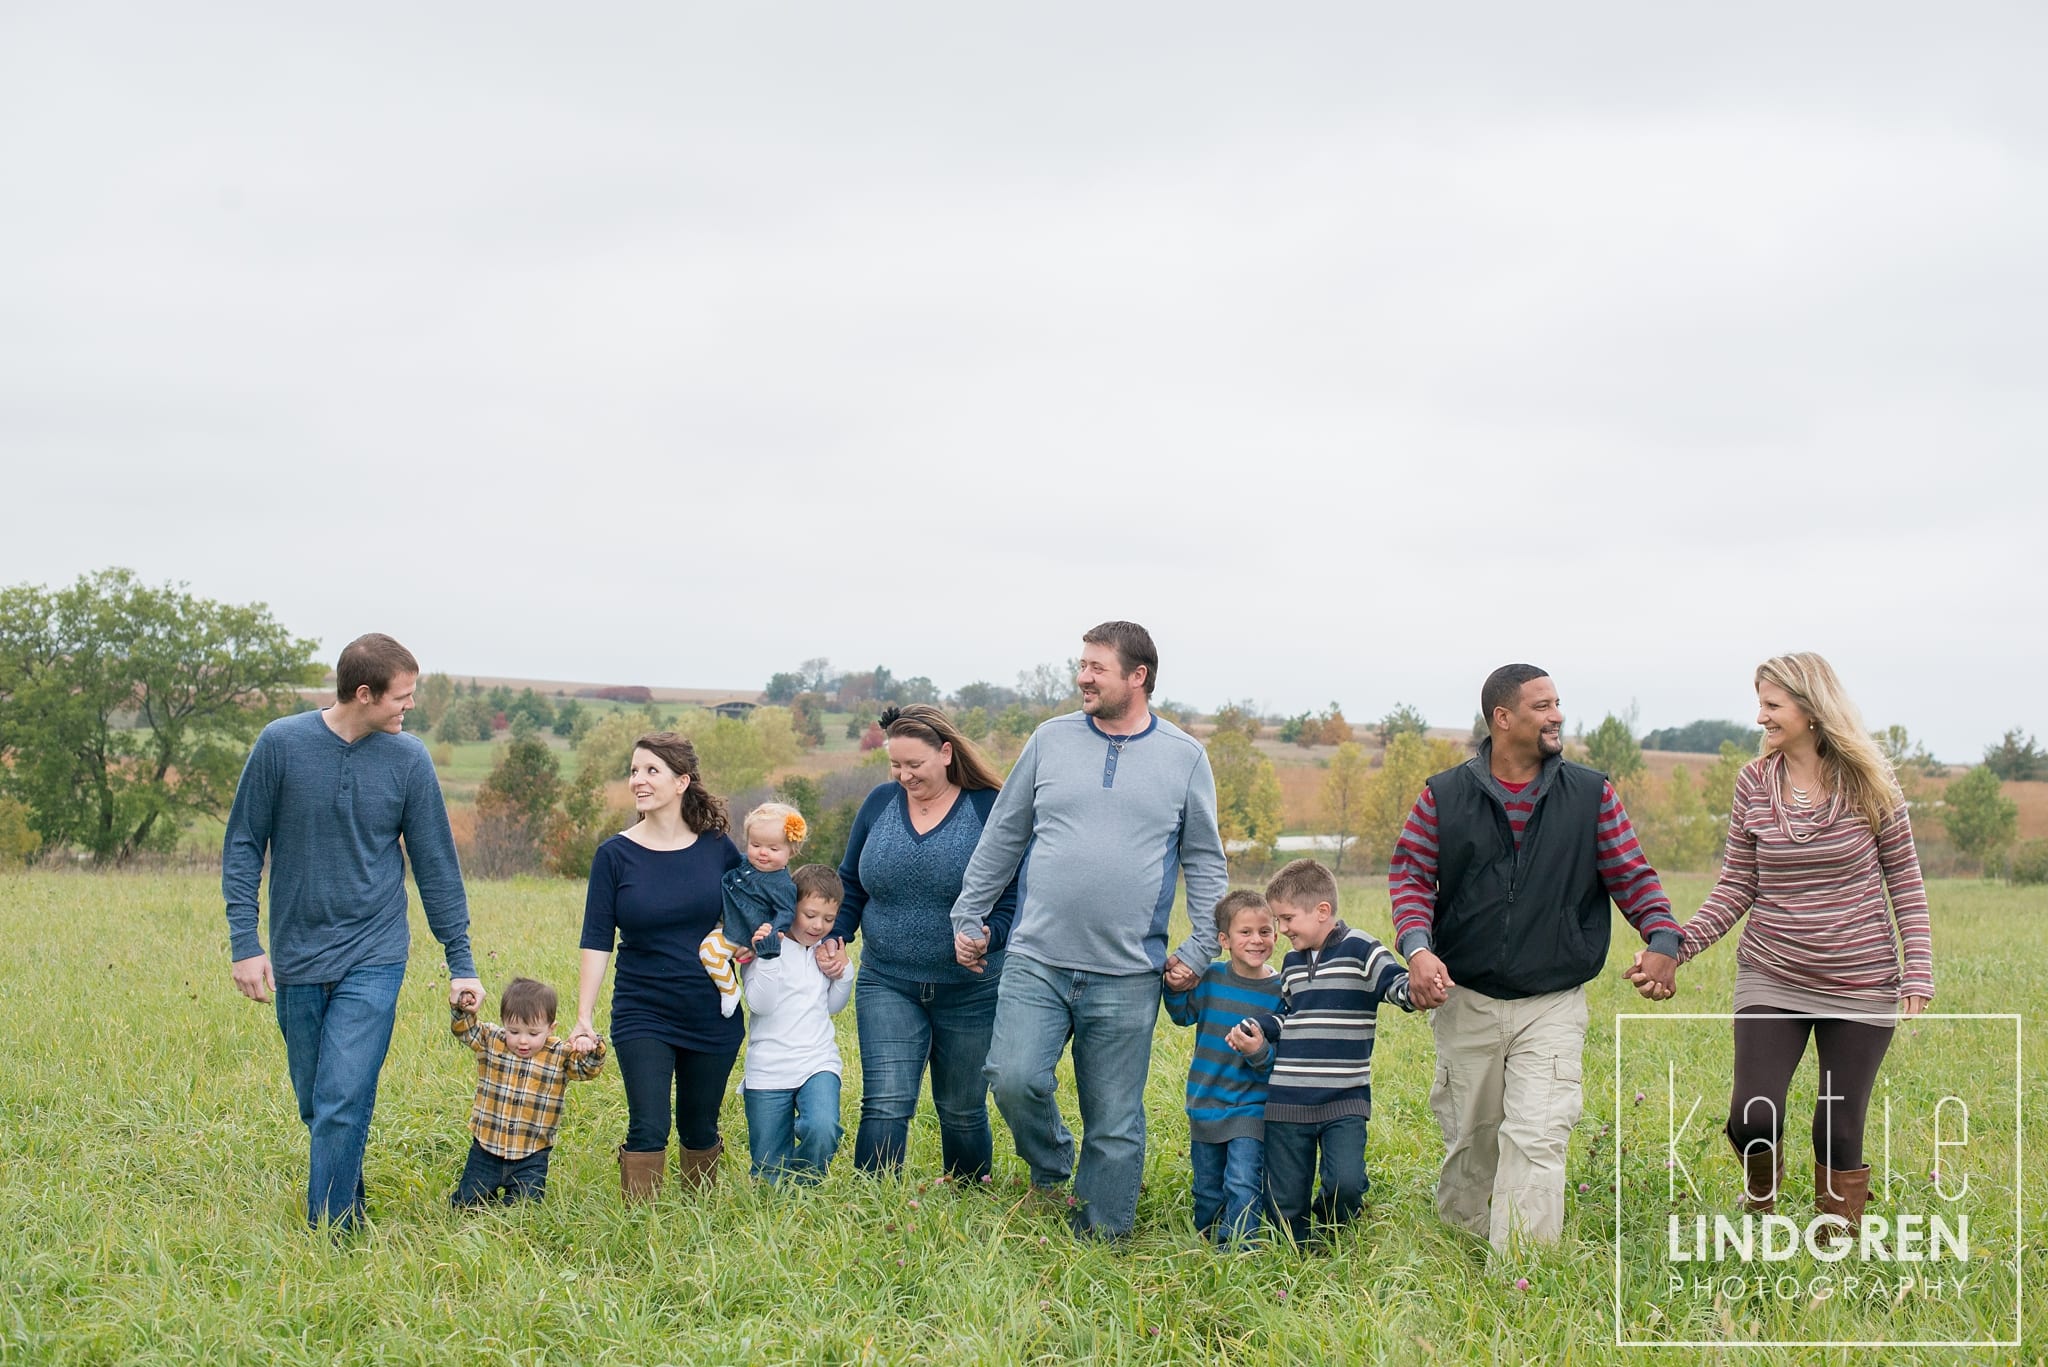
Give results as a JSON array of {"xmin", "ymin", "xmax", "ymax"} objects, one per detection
[{"xmin": 450, "ymin": 976, "xmax": 606, "ymax": 1206}]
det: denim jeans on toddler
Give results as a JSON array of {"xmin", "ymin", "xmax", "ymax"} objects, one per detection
[
  {"xmin": 1191, "ymin": 1135, "xmax": 1266, "ymax": 1245},
  {"xmin": 743, "ymin": 1071, "xmax": 843, "ymax": 1183},
  {"xmin": 451, "ymin": 1139, "xmax": 552, "ymax": 1206}
]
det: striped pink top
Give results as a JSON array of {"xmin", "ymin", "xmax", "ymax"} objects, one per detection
[{"xmin": 1678, "ymin": 754, "xmax": 1933, "ymax": 1002}]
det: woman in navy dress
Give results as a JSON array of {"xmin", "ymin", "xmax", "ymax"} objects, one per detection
[{"xmin": 573, "ymin": 731, "xmax": 742, "ymax": 1200}]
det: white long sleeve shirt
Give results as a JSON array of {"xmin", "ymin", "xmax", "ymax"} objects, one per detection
[{"xmin": 740, "ymin": 940, "xmax": 853, "ymax": 1090}]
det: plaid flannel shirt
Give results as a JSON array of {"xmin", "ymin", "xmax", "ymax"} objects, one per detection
[{"xmin": 453, "ymin": 1005, "xmax": 607, "ymax": 1160}]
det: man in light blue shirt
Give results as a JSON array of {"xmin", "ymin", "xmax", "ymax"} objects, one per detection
[
  {"xmin": 953, "ymin": 621, "xmax": 1227, "ymax": 1239},
  {"xmin": 224, "ymin": 633, "xmax": 480, "ymax": 1230}
]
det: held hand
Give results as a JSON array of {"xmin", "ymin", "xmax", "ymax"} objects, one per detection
[
  {"xmin": 1225, "ymin": 1019, "xmax": 1265, "ymax": 1056},
  {"xmin": 1162, "ymin": 958, "xmax": 1198, "ymax": 993},
  {"xmin": 449, "ymin": 977, "xmax": 484, "ymax": 1010},
  {"xmin": 569, "ymin": 1022, "xmax": 600, "ymax": 1053},
  {"xmin": 231, "ymin": 953, "xmax": 276, "ymax": 1004},
  {"xmin": 815, "ymin": 938, "xmax": 849, "ymax": 980},
  {"xmin": 954, "ymin": 929, "xmax": 990, "ymax": 974},
  {"xmin": 1900, "ymin": 995, "xmax": 1929, "ymax": 1020},
  {"xmin": 1406, "ymin": 949, "xmax": 1453, "ymax": 1009},
  {"xmin": 1621, "ymin": 951, "xmax": 1676, "ymax": 1002}
]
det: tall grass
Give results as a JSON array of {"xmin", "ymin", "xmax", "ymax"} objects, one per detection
[{"xmin": 3, "ymin": 872, "xmax": 2041, "ymax": 1364}]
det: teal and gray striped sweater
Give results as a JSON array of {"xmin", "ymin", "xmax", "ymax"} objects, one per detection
[{"xmin": 1163, "ymin": 962, "xmax": 1284, "ymax": 1142}]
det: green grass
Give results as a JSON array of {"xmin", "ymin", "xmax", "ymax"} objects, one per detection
[{"xmin": 4, "ymin": 873, "xmax": 2042, "ymax": 1364}]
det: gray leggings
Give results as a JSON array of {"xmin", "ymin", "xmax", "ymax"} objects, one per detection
[{"xmin": 1726, "ymin": 1006, "xmax": 1894, "ymax": 1170}]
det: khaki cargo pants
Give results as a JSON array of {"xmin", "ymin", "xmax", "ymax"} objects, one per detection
[{"xmin": 1428, "ymin": 984, "xmax": 1587, "ymax": 1253}]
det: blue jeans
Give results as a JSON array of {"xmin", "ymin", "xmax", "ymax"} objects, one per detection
[
  {"xmin": 743, "ymin": 1071, "xmax": 843, "ymax": 1183},
  {"xmin": 985, "ymin": 954, "xmax": 1160, "ymax": 1239},
  {"xmin": 273, "ymin": 960, "xmax": 406, "ymax": 1229},
  {"xmin": 1264, "ymin": 1115, "xmax": 1369, "ymax": 1247},
  {"xmin": 852, "ymin": 961, "xmax": 999, "ymax": 1179},
  {"xmin": 451, "ymin": 1139, "xmax": 552, "ymax": 1206},
  {"xmin": 1192, "ymin": 1135, "xmax": 1267, "ymax": 1245}
]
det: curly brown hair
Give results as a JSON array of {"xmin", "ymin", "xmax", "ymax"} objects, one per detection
[{"xmin": 632, "ymin": 731, "xmax": 729, "ymax": 835}]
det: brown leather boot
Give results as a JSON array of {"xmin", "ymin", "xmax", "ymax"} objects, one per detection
[
  {"xmin": 1815, "ymin": 1162, "xmax": 1871, "ymax": 1243},
  {"xmin": 1738, "ymin": 1144, "xmax": 1783, "ymax": 1214},
  {"xmin": 618, "ymin": 1146, "xmax": 666, "ymax": 1203},
  {"xmin": 677, "ymin": 1140, "xmax": 723, "ymax": 1190}
]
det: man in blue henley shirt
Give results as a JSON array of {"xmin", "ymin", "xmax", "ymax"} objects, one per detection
[
  {"xmin": 223, "ymin": 633, "xmax": 480, "ymax": 1230},
  {"xmin": 953, "ymin": 621, "xmax": 1227, "ymax": 1239}
]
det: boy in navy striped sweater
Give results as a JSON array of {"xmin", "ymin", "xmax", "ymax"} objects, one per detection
[
  {"xmin": 1163, "ymin": 889, "xmax": 1283, "ymax": 1246},
  {"xmin": 1228, "ymin": 859, "xmax": 1418, "ymax": 1248}
]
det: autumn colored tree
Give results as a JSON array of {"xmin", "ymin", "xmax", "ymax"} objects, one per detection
[
  {"xmin": 1319, "ymin": 742, "xmax": 1371, "ymax": 873},
  {"xmin": 1207, "ymin": 728, "xmax": 1285, "ymax": 864}
]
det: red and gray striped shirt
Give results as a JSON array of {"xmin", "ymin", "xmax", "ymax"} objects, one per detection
[
  {"xmin": 1678, "ymin": 755, "xmax": 1933, "ymax": 1002},
  {"xmin": 1389, "ymin": 776, "xmax": 1680, "ymax": 956}
]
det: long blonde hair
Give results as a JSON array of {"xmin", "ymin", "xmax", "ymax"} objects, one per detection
[{"xmin": 1753, "ymin": 653, "xmax": 1901, "ymax": 835}]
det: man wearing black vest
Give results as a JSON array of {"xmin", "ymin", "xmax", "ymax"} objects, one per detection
[{"xmin": 1389, "ymin": 663, "xmax": 1680, "ymax": 1252}]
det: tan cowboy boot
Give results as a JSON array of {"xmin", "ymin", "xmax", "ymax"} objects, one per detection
[
  {"xmin": 618, "ymin": 1146, "xmax": 666, "ymax": 1203},
  {"xmin": 677, "ymin": 1140, "xmax": 723, "ymax": 1190},
  {"xmin": 1815, "ymin": 1162, "xmax": 1871, "ymax": 1244}
]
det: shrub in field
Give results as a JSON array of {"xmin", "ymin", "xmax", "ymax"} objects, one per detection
[
  {"xmin": 1207, "ymin": 728, "xmax": 1283, "ymax": 863},
  {"xmin": 2010, "ymin": 839, "xmax": 2048, "ymax": 886},
  {"xmin": 469, "ymin": 737, "xmax": 561, "ymax": 878},
  {"xmin": 1943, "ymin": 764, "xmax": 2018, "ymax": 873},
  {"xmin": 0, "ymin": 795, "xmax": 39, "ymax": 865}
]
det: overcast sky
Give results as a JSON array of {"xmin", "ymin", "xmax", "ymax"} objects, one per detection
[{"xmin": 4, "ymin": 2, "xmax": 2041, "ymax": 760}]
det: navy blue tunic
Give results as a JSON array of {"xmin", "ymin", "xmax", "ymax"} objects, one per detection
[{"xmin": 580, "ymin": 832, "xmax": 744, "ymax": 1052}]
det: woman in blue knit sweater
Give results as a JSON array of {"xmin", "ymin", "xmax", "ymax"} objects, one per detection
[{"xmin": 827, "ymin": 705, "xmax": 1018, "ymax": 1180}]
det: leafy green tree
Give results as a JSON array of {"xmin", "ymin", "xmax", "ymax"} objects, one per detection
[
  {"xmin": 788, "ymin": 693, "xmax": 827, "ymax": 749},
  {"xmin": 1640, "ymin": 719, "xmax": 1760, "ymax": 754},
  {"xmin": 1982, "ymin": 728, "xmax": 2044, "ymax": 782},
  {"xmin": 1277, "ymin": 711, "xmax": 1312, "ymax": 745},
  {"xmin": 953, "ymin": 681, "xmax": 1016, "ymax": 711},
  {"xmin": 750, "ymin": 705, "xmax": 801, "ymax": 771},
  {"xmin": 896, "ymin": 676, "xmax": 941, "ymax": 706},
  {"xmin": 1319, "ymin": 742, "xmax": 1371, "ymax": 873},
  {"xmin": 571, "ymin": 709, "xmax": 646, "ymax": 786},
  {"xmin": 2009, "ymin": 839, "xmax": 2048, "ymax": 887},
  {"xmin": 436, "ymin": 696, "xmax": 494, "ymax": 744},
  {"xmin": 551, "ymin": 697, "xmax": 583, "ymax": 738},
  {"xmin": 0, "ymin": 568, "xmax": 319, "ymax": 860},
  {"xmin": 1583, "ymin": 712, "xmax": 1646, "ymax": 792},
  {"xmin": 1942, "ymin": 764, "xmax": 2018, "ymax": 872},
  {"xmin": 414, "ymin": 672, "xmax": 455, "ymax": 734},
  {"xmin": 506, "ymin": 688, "xmax": 554, "ymax": 733},
  {"xmin": 764, "ymin": 672, "xmax": 806, "ymax": 705},
  {"xmin": 1640, "ymin": 765, "xmax": 1720, "ymax": 872},
  {"xmin": 1206, "ymin": 728, "xmax": 1284, "ymax": 863},
  {"xmin": 1700, "ymin": 740, "xmax": 1751, "ymax": 847},
  {"xmin": 1210, "ymin": 701, "xmax": 1261, "ymax": 740},
  {"xmin": 694, "ymin": 715, "xmax": 768, "ymax": 795},
  {"xmin": 1377, "ymin": 703, "xmax": 1428, "ymax": 748},
  {"xmin": 470, "ymin": 736, "xmax": 560, "ymax": 878}
]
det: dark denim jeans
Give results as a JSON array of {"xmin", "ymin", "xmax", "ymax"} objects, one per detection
[
  {"xmin": 852, "ymin": 961, "xmax": 1000, "ymax": 1180},
  {"xmin": 1264, "ymin": 1115, "xmax": 1369, "ymax": 1247},
  {"xmin": 451, "ymin": 1139, "xmax": 552, "ymax": 1206},
  {"xmin": 274, "ymin": 960, "xmax": 406, "ymax": 1229},
  {"xmin": 1191, "ymin": 1135, "xmax": 1267, "ymax": 1246},
  {"xmin": 743, "ymin": 1071, "xmax": 843, "ymax": 1183},
  {"xmin": 985, "ymin": 954, "xmax": 1160, "ymax": 1239},
  {"xmin": 613, "ymin": 1036, "xmax": 740, "ymax": 1153}
]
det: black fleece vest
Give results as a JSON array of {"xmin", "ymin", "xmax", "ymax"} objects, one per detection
[{"xmin": 1425, "ymin": 754, "xmax": 1611, "ymax": 1000}]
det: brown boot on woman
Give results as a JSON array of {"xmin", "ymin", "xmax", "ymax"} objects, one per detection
[
  {"xmin": 1815, "ymin": 1162, "xmax": 1870, "ymax": 1243},
  {"xmin": 677, "ymin": 1140, "xmax": 723, "ymax": 1190},
  {"xmin": 1738, "ymin": 1144, "xmax": 1783, "ymax": 1214},
  {"xmin": 618, "ymin": 1146, "xmax": 666, "ymax": 1202}
]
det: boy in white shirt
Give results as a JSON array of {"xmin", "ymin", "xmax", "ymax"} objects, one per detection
[{"xmin": 740, "ymin": 864, "xmax": 852, "ymax": 1183}]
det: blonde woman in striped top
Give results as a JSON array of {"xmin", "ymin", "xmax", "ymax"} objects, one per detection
[{"xmin": 1628, "ymin": 652, "xmax": 1931, "ymax": 1238}]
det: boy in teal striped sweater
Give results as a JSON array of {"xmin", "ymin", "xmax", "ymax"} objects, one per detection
[{"xmin": 1163, "ymin": 890, "xmax": 1283, "ymax": 1246}]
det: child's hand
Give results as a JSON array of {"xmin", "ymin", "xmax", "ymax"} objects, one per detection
[
  {"xmin": 1225, "ymin": 1019, "xmax": 1265, "ymax": 1056},
  {"xmin": 569, "ymin": 1030, "xmax": 601, "ymax": 1055},
  {"xmin": 815, "ymin": 938, "xmax": 848, "ymax": 980},
  {"xmin": 752, "ymin": 924, "xmax": 774, "ymax": 945},
  {"xmin": 455, "ymin": 987, "xmax": 481, "ymax": 1011}
]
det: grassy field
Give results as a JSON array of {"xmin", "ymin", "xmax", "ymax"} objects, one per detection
[{"xmin": 4, "ymin": 872, "xmax": 2042, "ymax": 1365}]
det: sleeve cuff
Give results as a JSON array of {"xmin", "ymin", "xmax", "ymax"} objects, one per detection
[
  {"xmin": 1646, "ymin": 929, "xmax": 1682, "ymax": 959},
  {"xmin": 1397, "ymin": 928, "xmax": 1434, "ymax": 959}
]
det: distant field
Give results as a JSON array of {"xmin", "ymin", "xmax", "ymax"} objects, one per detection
[{"xmin": 4, "ymin": 872, "xmax": 2040, "ymax": 1364}]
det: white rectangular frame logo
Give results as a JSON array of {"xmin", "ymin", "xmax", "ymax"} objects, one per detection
[{"xmin": 1611, "ymin": 1012, "xmax": 2023, "ymax": 1350}]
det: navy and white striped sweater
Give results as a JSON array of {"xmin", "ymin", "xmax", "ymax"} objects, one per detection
[{"xmin": 1249, "ymin": 920, "xmax": 1414, "ymax": 1124}]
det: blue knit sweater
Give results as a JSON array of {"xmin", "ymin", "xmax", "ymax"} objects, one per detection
[
  {"xmin": 1163, "ymin": 962, "xmax": 1283, "ymax": 1142},
  {"xmin": 1249, "ymin": 921, "xmax": 1414, "ymax": 1124},
  {"xmin": 832, "ymin": 784, "xmax": 1017, "ymax": 983}
]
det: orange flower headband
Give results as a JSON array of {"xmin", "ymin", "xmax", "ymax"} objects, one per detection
[{"xmin": 783, "ymin": 812, "xmax": 808, "ymax": 845}]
